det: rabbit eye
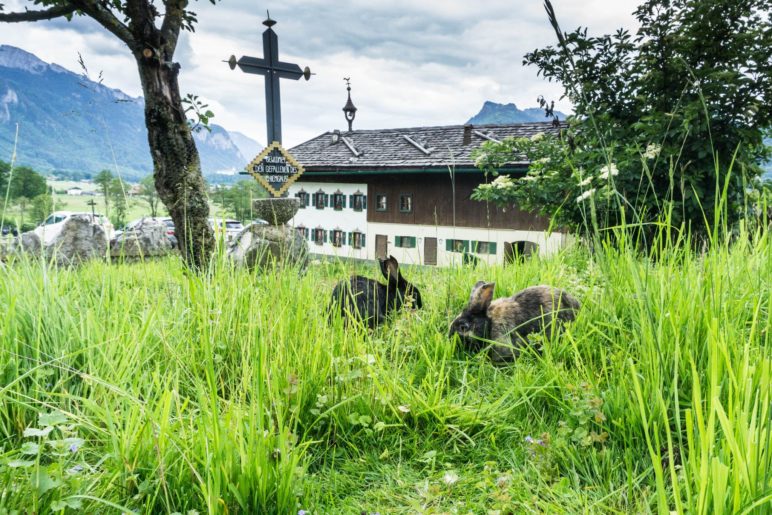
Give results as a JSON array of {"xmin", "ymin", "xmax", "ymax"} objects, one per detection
[{"xmin": 457, "ymin": 321, "xmax": 470, "ymax": 332}]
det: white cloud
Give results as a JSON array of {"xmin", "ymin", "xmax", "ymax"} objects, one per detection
[{"xmin": 1, "ymin": 0, "xmax": 641, "ymax": 146}]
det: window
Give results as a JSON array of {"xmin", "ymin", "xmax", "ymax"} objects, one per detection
[
  {"xmin": 332, "ymin": 192, "xmax": 345, "ymax": 211},
  {"xmin": 395, "ymin": 236, "xmax": 417, "ymax": 248},
  {"xmin": 296, "ymin": 226, "xmax": 309, "ymax": 239},
  {"xmin": 331, "ymin": 229, "xmax": 343, "ymax": 247},
  {"xmin": 399, "ymin": 194, "xmax": 413, "ymax": 213},
  {"xmin": 473, "ymin": 241, "xmax": 497, "ymax": 255},
  {"xmin": 313, "ymin": 228, "xmax": 326, "ymax": 245},
  {"xmin": 375, "ymin": 194, "xmax": 387, "ymax": 212},
  {"xmin": 314, "ymin": 191, "xmax": 327, "ymax": 209},
  {"xmin": 349, "ymin": 231, "xmax": 366, "ymax": 249},
  {"xmin": 296, "ymin": 190, "xmax": 309, "ymax": 208},
  {"xmin": 351, "ymin": 192, "xmax": 366, "ymax": 212},
  {"xmin": 446, "ymin": 239, "xmax": 469, "ymax": 253}
]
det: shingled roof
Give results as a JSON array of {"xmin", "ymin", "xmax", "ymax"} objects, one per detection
[{"xmin": 289, "ymin": 121, "xmax": 559, "ymax": 173}]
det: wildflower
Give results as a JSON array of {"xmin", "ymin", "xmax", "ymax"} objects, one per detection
[
  {"xmin": 492, "ymin": 175, "xmax": 513, "ymax": 188},
  {"xmin": 530, "ymin": 132, "xmax": 545, "ymax": 142},
  {"xmin": 298, "ymin": 510, "xmax": 307, "ymax": 515},
  {"xmin": 443, "ymin": 471, "xmax": 459, "ymax": 485},
  {"xmin": 398, "ymin": 405, "xmax": 410, "ymax": 413},
  {"xmin": 67, "ymin": 465, "xmax": 84, "ymax": 475},
  {"xmin": 69, "ymin": 442, "xmax": 80, "ymax": 453},
  {"xmin": 576, "ymin": 189, "xmax": 596, "ymax": 203},
  {"xmin": 577, "ymin": 176, "xmax": 592, "ymax": 187},
  {"xmin": 643, "ymin": 143, "xmax": 661, "ymax": 159},
  {"xmin": 598, "ymin": 163, "xmax": 619, "ymax": 180}
]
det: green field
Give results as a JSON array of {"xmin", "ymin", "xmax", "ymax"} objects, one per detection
[{"xmin": 0, "ymin": 228, "xmax": 769, "ymax": 514}]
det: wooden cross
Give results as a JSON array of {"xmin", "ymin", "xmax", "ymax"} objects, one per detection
[{"xmin": 228, "ymin": 14, "xmax": 311, "ymax": 144}]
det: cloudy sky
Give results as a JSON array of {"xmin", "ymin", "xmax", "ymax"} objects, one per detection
[{"xmin": 2, "ymin": 0, "xmax": 640, "ymax": 147}]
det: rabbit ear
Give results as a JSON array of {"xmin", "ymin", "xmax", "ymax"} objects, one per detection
[
  {"xmin": 381, "ymin": 255, "xmax": 401, "ymax": 284},
  {"xmin": 468, "ymin": 281, "xmax": 495, "ymax": 313}
]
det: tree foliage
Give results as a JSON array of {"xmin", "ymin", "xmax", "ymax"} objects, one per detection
[
  {"xmin": 473, "ymin": 0, "xmax": 772, "ymax": 239},
  {"xmin": 211, "ymin": 180, "xmax": 266, "ymax": 222},
  {"xmin": 138, "ymin": 175, "xmax": 160, "ymax": 218}
]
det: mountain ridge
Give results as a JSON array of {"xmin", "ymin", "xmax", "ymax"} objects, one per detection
[
  {"xmin": 467, "ymin": 100, "xmax": 567, "ymax": 125},
  {"xmin": 0, "ymin": 45, "xmax": 261, "ymax": 182}
]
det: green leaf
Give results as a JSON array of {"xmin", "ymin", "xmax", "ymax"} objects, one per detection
[
  {"xmin": 7, "ymin": 459, "xmax": 35, "ymax": 468},
  {"xmin": 23, "ymin": 426, "xmax": 53, "ymax": 438},
  {"xmin": 31, "ymin": 469, "xmax": 60, "ymax": 495},
  {"xmin": 39, "ymin": 412, "xmax": 68, "ymax": 427},
  {"xmin": 20, "ymin": 442, "xmax": 40, "ymax": 455}
]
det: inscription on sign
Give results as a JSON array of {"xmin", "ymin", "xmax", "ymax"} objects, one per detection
[{"xmin": 245, "ymin": 141, "xmax": 305, "ymax": 197}]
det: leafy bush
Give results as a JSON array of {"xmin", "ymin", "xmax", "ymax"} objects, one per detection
[{"xmin": 474, "ymin": 0, "xmax": 772, "ymax": 240}]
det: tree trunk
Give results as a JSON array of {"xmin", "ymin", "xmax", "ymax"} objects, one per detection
[{"xmin": 135, "ymin": 54, "xmax": 213, "ymax": 268}]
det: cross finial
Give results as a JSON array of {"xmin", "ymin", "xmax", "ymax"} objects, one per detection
[{"xmin": 263, "ymin": 10, "xmax": 276, "ymax": 28}]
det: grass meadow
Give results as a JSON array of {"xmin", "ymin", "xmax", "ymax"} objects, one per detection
[{"xmin": 0, "ymin": 226, "xmax": 770, "ymax": 514}]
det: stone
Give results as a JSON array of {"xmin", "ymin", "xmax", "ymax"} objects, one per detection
[
  {"xmin": 45, "ymin": 215, "xmax": 107, "ymax": 266},
  {"xmin": 252, "ymin": 197, "xmax": 301, "ymax": 225},
  {"xmin": 110, "ymin": 218, "xmax": 174, "ymax": 259},
  {"xmin": 0, "ymin": 231, "xmax": 42, "ymax": 261},
  {"xmin": 228, "ymin": 222, "xmax": 308, "ymax": 270}
]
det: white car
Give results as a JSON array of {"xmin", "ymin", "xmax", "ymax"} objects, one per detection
[
  {"xmin": 209, "ymin": 218, "xmax": 244, "ymax": 242},
  {"xmin": 34, "ymin": 211, "xmax": 114, "ymax": 245}
]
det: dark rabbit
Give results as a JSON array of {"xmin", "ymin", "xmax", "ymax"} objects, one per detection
[
  {"xmin": 331, "ymin": 255, "xmax": 423, "ymax": 328},
  {"xmin": 449, "ymin": 282, "xmax": 580, "ymax": 363}
]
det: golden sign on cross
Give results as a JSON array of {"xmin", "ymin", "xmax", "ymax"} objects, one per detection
[{"xmin": 245, "ymin": 141, "xmax": 306, "ymax": 197}]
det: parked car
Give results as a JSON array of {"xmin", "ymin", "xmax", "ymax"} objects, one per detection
[
  {"xmin": 209, "ymin": 218, "xmax": 244, "ymax": 242},
  {"xmin": 34, "ymin": 211, "xmax": 114, "ymax": 245}
]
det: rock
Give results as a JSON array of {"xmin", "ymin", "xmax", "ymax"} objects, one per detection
[
  {"xmin": 0, "ymin": 231, "xmax": 42, "ymax": 261},
  {"xmin": 46, "ymin": 215, "xmax": 107, "ymax": 266},
  {"xmin": 252, "ymin": 197, "xmax": 301, "ymax": 225},
  {"xmin": 110, "ymin": 218, "xmax": 174, "ymax": 259},
  {"xmin": 228, "ymin": 222, "xmax": 308, "ymax": 270}
]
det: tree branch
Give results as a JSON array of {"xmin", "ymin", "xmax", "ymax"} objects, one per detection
[
  {"xmin": 161, "ymin": 0, "xmax": 188, "ymax": 55},
  {"xmin": 69, "ymin": 0, "xmax": 136, "ymax": 47},
  {"xmin": 0, "ymin": 4, "xmax": 77, "ymax": 23}
]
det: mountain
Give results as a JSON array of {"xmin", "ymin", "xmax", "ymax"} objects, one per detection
[
  {"xmin": 0, "ymin": 45, "xmax": 260, "ymax": 182},
  {"xmin": 230, "ymin": 131, "xmax": 263, "ymax": 162},
  {"xmin": 467, "ymin": 101, "xmax": 567, "ymax": 125}
]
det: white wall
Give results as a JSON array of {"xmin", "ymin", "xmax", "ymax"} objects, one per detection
[
  {"xmin": 366, "ymin": 222, "xmax": 570, "ymax": 266},
  {"xmin": 288, "ymin": 182, "xmax": 368, "ymax": 259}
]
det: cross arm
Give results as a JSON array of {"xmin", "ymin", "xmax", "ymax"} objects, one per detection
[{"xmin": 235, "ymin": 56, "xmax": 304, "ymax": 80}]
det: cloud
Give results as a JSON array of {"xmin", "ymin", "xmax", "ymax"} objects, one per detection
[{"xmin": 1, "ymin": 0, "xmax": 641, "ymax": 146}]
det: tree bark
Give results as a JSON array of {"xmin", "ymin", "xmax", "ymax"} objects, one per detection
[{"xmin": 134, "ymin": 53, "xmax": 214, "ymax": 268}]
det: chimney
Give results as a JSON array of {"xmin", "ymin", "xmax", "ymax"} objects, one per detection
[{"xmin": 463, "ymin": 124, "xmax": 473, "ymax": 145}]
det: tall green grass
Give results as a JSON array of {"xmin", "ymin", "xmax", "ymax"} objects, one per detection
[{"xmin": 0, "ymin": 224, "xmax": 769, "ymax": 513}]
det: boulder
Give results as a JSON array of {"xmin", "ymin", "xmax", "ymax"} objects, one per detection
[
  {"xmin": 110, "ymin": 218, "xmax": 174, "ymax": 259},
  {"xmin": 0, "ymin": 231, "xmax": 42, "ymax": 261},
  {"xmin": 46, "ymin": 215, "xmax": 107, "ymax": 266},
  {"xmin": 228, "ymin": 222, "xmax": 308, "ymax": 271}
]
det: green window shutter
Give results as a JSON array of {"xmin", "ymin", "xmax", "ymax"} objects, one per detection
[
  {"xmin": 305, "ymin": 194, "xmax": 310, "ymax": 207},
  {"xmin": 347, "ymin": 232, "xmax": 352, "ymax": 245},
  {"xmin": 395, "ymin": 236, "xmax": 402, "ymax": 247},
  {"xmin": 324, "ymin": 194, "xmax": 329, "ymax": 207},
  {"xmin": 489, "ymin": 242, "xmax": 497, "ymax": 255},
  {"xmin": 410, "ymin": 237, "xmax": 416, "ymax": 248},
  {"xmin": 342, "ymin": 195, "xmax": 346, "ymax": 208},
  {"xmin": 324, "ymin": 230, "xmax": 328, "ymax": 243},
  {"xmin": 362, "ymin": 196, "xmax": 367, "ymax": 209},
  {"xmin": 349, "ymin": 195, "xmax": 353, "ymax": 208},
  {"xmin": 362, "ymin": 234, "xmax": 366, "ymax": 247}
]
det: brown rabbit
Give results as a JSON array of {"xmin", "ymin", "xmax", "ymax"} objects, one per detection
[{"xmin": 449, "ymin": 282, "xmax": 580, "ymax": 363}]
